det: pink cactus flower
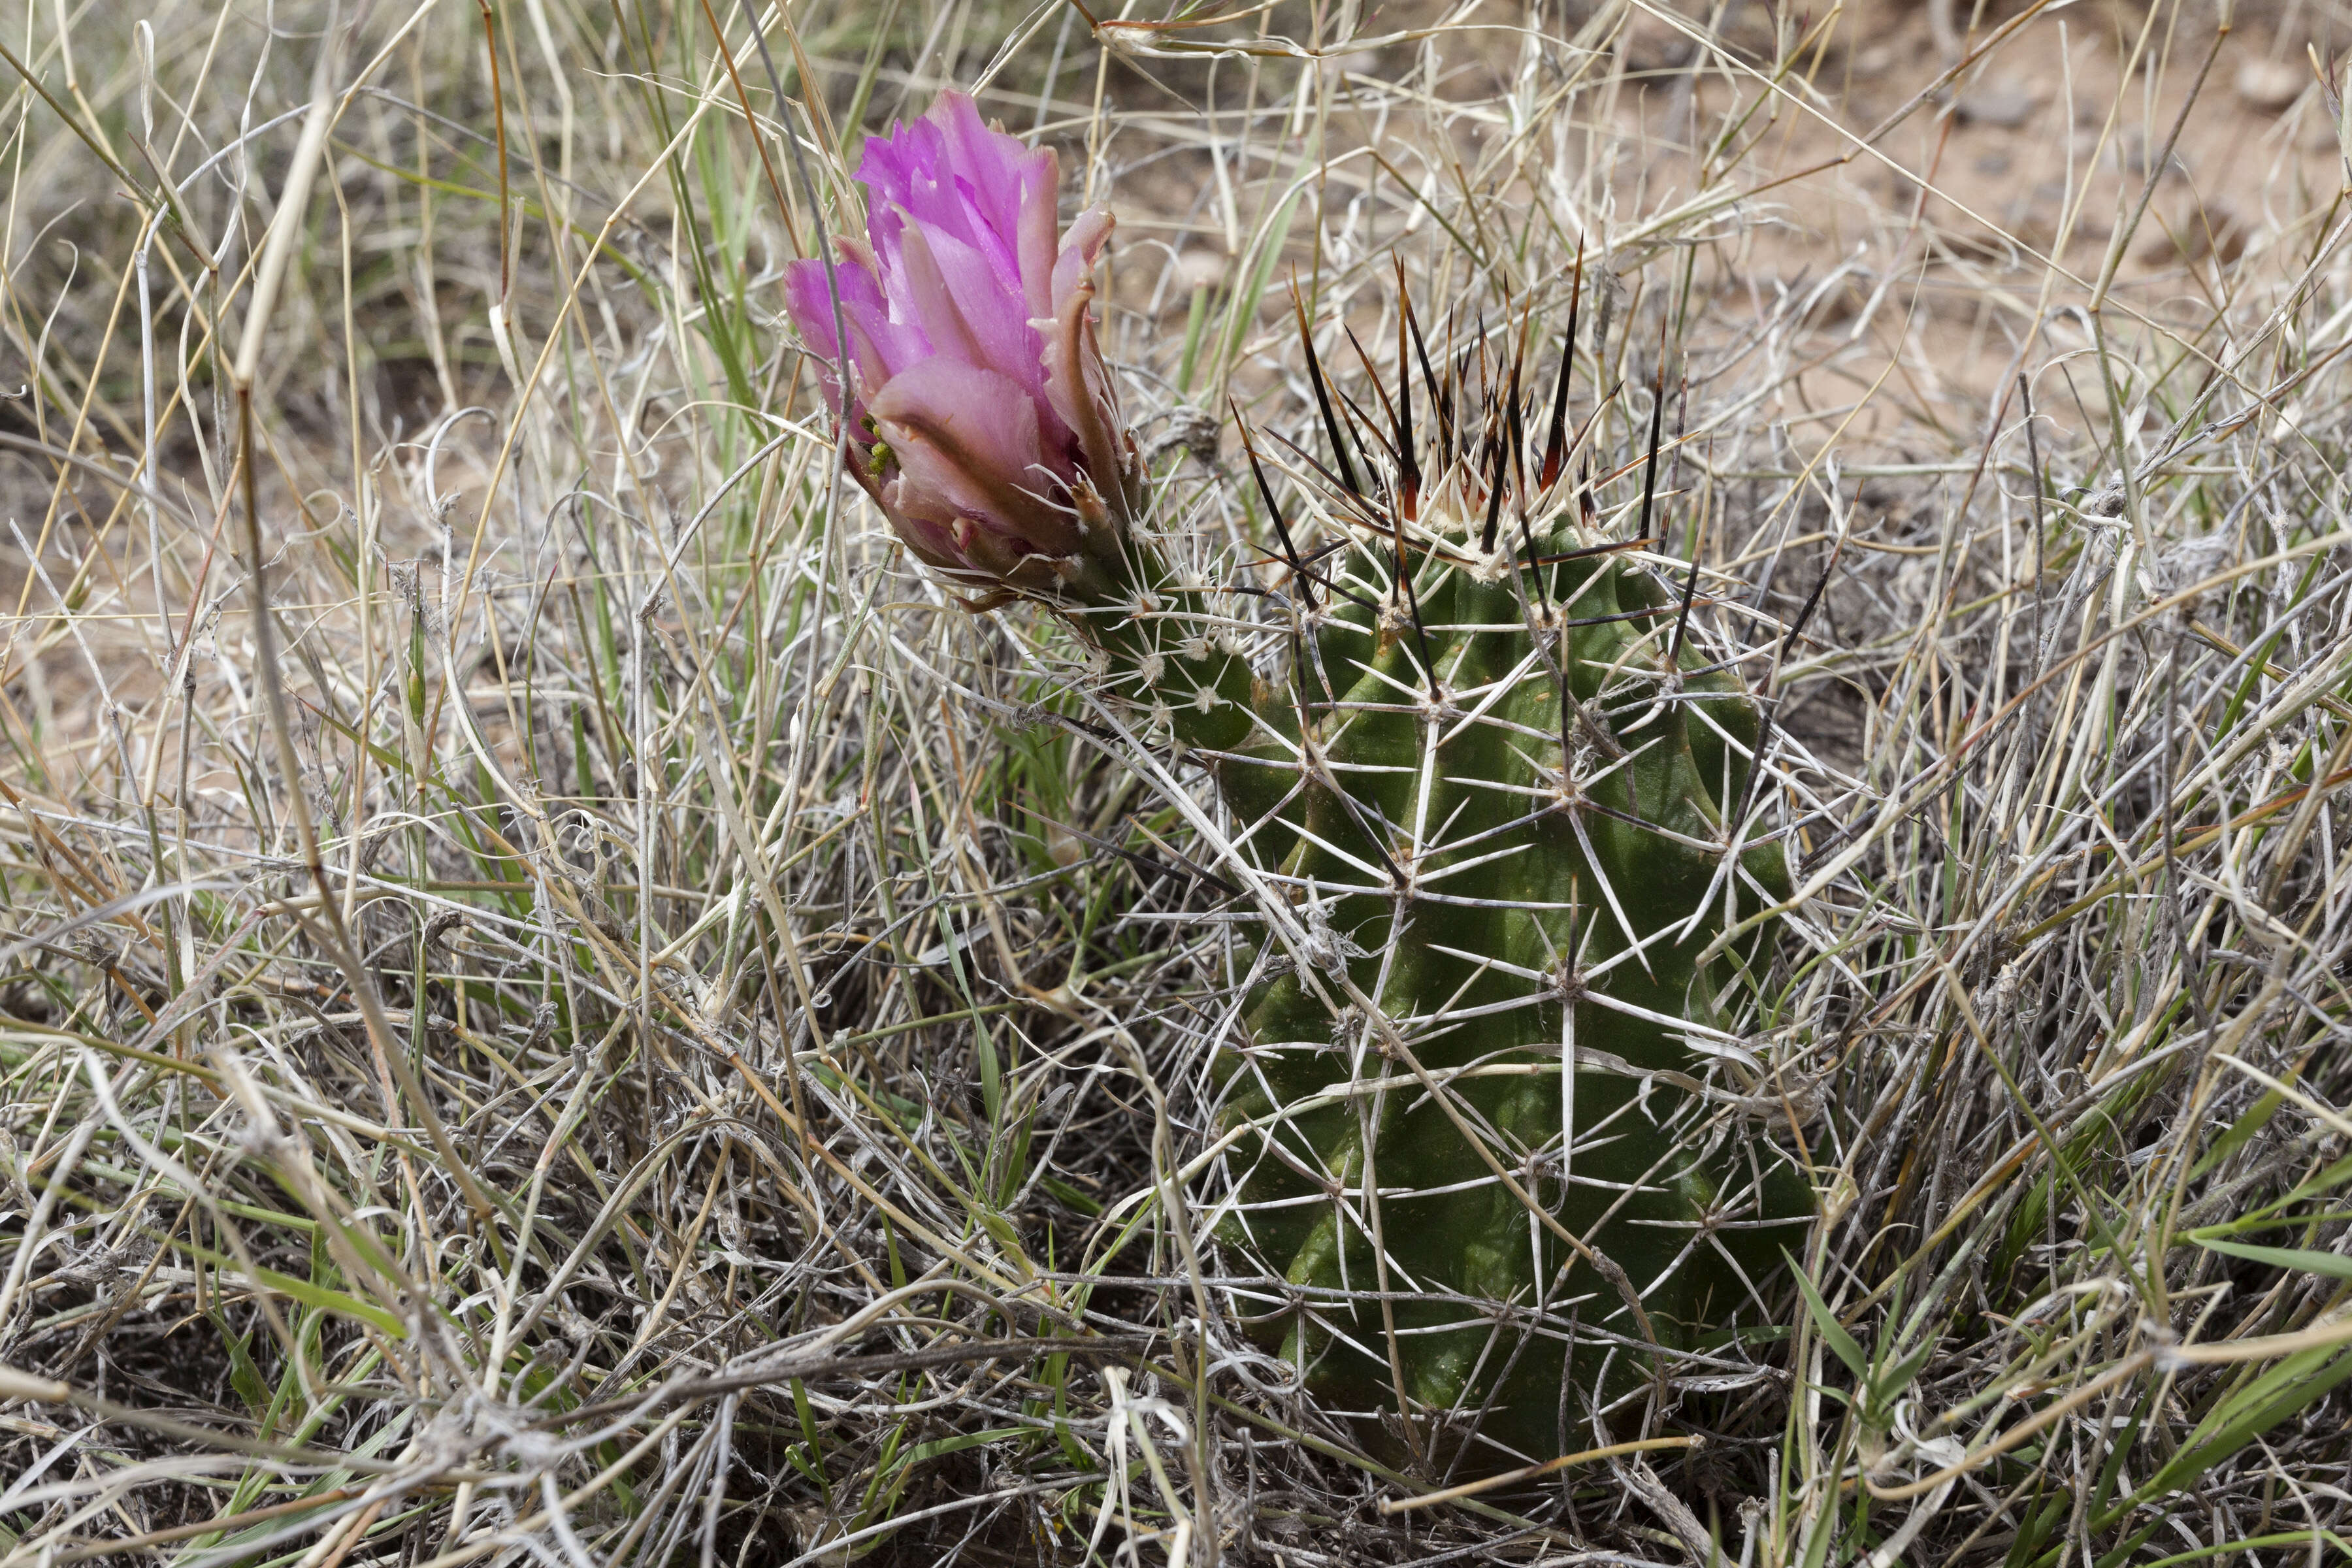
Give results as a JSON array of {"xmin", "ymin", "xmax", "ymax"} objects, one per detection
[{"xmin": 785, "ymin": 92, "xmax": 1135, "ymax": 599}]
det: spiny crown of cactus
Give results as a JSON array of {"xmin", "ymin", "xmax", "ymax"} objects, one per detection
[{"xmin": 789, "ymin": 93, "xmax": 1815, "ymax": 1478}]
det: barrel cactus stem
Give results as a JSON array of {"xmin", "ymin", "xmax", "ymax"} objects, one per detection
[{"xmin": 791, "ymin": 92, "xmax": 1816, "ymax": 1477}]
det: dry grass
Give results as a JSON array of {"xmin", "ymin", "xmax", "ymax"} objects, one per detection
[{"xmin": 3, "ymin": 0, "xmax": 2352, "ymax": 1562}]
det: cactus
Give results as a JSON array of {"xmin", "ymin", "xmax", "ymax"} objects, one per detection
[
  {"xmin": 789, "ymin": 95, "xmax": 1813, "ymax": 1477},
  {"xmin": 1141, "ymin": 329, "xmax": 1813, "ymax": 1475}
]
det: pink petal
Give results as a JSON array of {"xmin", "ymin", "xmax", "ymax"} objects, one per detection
[
  {"xmin": 787, "ymin": 248, "xmax": 931, "ymax": 423},
  {"xmin": 1038, "ymin": 209, "xmax": 1119, "ymax": 481},
  {"xmin": 1017, "ymin": 148, "xmax": 1061, "ymax": 324},
  {"xmin": 928, "ymin": 92, "xmax": 1030, "ymax": 241},
  {"xmin": 1041, "ymin": 284, "xmax": 1124, "ymax": 508},
  {"xmin": 783, "ymin": 255, "xmax": 857, "ymax": 365},
  {"xmin": 1052, "ymin": 207, "xmax": 1115, "ymax": 313},
  {"xmin": 889, "ymin": 218, "xmax": 987, "ymax": 368},
  {"xmin": 870, "ymin": 359, "xmax": 1080, "ymax": 557},
  {"xmin": 876, "ymin": 490, "xmax": 968, "ymax": 570},
  {"xmin": 924, "ymin": 223, "xmax": 1059, "ymax": 417},
  {"xmin": 862, "ymin": 91, "xmax": 1056, "ymax": 315},
  {"xmin": 856, "ymin": 115, "xmax": 949, "ymax": 222}
]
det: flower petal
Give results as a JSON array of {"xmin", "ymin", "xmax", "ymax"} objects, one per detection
[
  {"xmin": 926, "ymin": 92, "xmax": 1032, "ymax": 240},
  {"xmin": 1052, "ymin": 207, "xmax": 1115, "ymax": 313},
  {"xmin": 785, "ymin": 250, "xmax": 926, "ymax": 425},
  {"xmin": 856, "ymin": 113, "xmax": 949, "ymax": 225},
  {"xmin": 887, "ymin": 218, "xmax": 986, "ymax": 368},
  {"xmin": 1017, "ymin": 149, "xmax": 1061, "ymax": 324},
  {"xmin": 871, "ymin": 359, "xmax": 1079, "ymax": 557},
  {"xmin": 783, "ymin": 256, "xmax": 859, "ymax": 381},
  {"xmin": 873, "ymin": 485, "xmax": 967, "ymax": 570},
  {"xmin": 1041, "ymin": 282, "xmax": 1124, "ymax": 517},
  {"xmin": 931, "ymin": 221, "xmax": 1037, "ymax": 378}
]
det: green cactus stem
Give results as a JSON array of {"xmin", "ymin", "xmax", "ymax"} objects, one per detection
[{"xmin": 949, "ymin": 287, "xmax": 1814, "ymax": 1476}]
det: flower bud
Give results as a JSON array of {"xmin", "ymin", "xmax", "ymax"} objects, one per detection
[{"xmin": 784, "ymin": 92, "xmax": 1135, "ymax": 598}]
